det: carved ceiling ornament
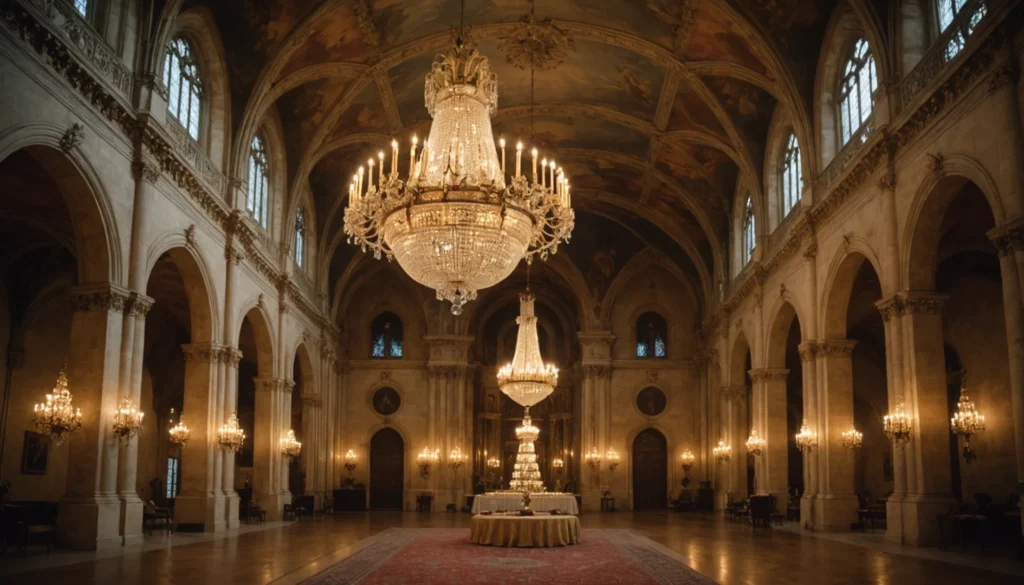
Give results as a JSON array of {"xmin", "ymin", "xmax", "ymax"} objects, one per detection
[{"xmin": 498, "ymin": 7, "xmax": 575, "ymax": 72}]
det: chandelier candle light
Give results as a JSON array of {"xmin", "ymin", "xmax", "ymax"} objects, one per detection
[
  {"xmin": 745, "ymin": 429, "xmax": 766, "ymax": 456},
  {"xmin": 168, "ymin": 408, "xmax": 190, "ymax": 447},
  {"xmin": 417, "ymin": 447, "xmax": 439, "ymax": 478},
  {"xmin": 218, "ymin": 412, "xmax": 246, "ymax": 452},
  {"xmin": 883, "ymin": 400, "xmax": 913, "ymax": 446},
  {"xmin": 713, "ymin": 440, "xmax": 731, "ymax": 463},
  {"xmin": 950, "ymin": 370, "xmax": 985, "ymax": 463},
  {"xmin": 606, "ymin": 448, "xmax": 621, "ymax": 472},
  {"xmin": 680, "ymin": 449, "xmax": 695, "ymax": 487},
  {"xmin": 32, "ymin": 362, "xmax": 82, "ymax": 445},
  {"xmin": 112, "ymin": 398, "xmax": 145, "ymax": 441},
  {"xmin": 841, "ymin": 428, "xmax": 863, "ymax": 451},
  {"xmin": 795, "ymin": 419, "xmax": 818, "ymax": 453},
  {"xmin": 510, "ymin": 415, "xmax": 544, "ymax": 493},
  {"xmin": 343, "ymin": 29, "xmax": 574, "ymax": 316},
  {"xmin": 585, "ymin": 446, "xmax": 602, "ymax": 469},
  {"xmin": 281, "ymin": 430, "xmax": 302, "ymax": 459}
]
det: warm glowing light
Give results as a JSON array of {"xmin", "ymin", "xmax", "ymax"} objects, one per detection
[
  {"xmin": 112, "ymin": 398, "xmax": 145, "ymax": 441},
  {"xmin": 745, "ymin": 428, "xmax": 766, "ymax": 456},
  {"xmin": 280, "ymin": 429, "xmax": 302, "ymax": 459},
  {"xmin": 584, "ymin": 446, "xmax": 602, "ymax": 469},
  {"xmin": 497, "ymin": 292, "xmax": 558, "ymax": 408},
  {"xmin": 713, "ymin": 440, "xmax": 731, "ymax": 462},
  {"xmin": 680, "ymin": 449, "xmax": 696, "ymax": 471},
  {"xmin": 417, "ymin": 447, "xmax": 440, "ymax": 477},
  {"xmin": 883, "ymin": 401, "xmax": 913, "ymax": 446},
  {"xmin": 218, "ymin": 412, "xmax": 246, "ymax": 452},
  {"xmin": 606, "ymin": 448, "xmax": 621, "ymax": 472},
  {"xmin": 448, "ymin": 446, "xmax": 465, "ymax": 470},
  {"xmin": 168, "ymin": 408, "xmax": 190, "ymax": 447},
  {"xmin": 32, "ymin": 362, "xmax": 82, "ymax": 445},
  {"xmin": 795, "ymin": 419, "xmax": 818, "ymax": 453},
  {"xmin": 950, "ymin": 371, "xmax": 985, "ymax": 462}
]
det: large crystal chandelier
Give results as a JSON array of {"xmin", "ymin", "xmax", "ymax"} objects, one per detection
[
  {"xmin": 510, "ymin": 413, "xmax": 544, "ymax": 493},
  {"xmin": 497, "ymin": 291, "xmax": 558, "ymax": 407},
  {"xmin": 950, "ymin": 370, "xmax": 985, "ymax": 463},
  {"xmin": 343, "ymin": 4, "xmax": 573, "ymax": 315},
  {"xmin": 32, "ymin": 361, "xmax": 82, "ymax": 445}
]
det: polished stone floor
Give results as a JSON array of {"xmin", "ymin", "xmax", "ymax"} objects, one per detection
[{"xmin": 1, "ymin": 512, "xmax": 1020, "ymax": 585}]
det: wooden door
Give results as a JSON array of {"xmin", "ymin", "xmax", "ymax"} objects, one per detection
[
  {"xmin": 370, "ymin": 428, "xmax": 404, "ymax": 509},
  {"xmin": 632, "ymin": 428, "xmax": 668, "ymax": 510}
]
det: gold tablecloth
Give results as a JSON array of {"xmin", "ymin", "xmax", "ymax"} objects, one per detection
[{"xmin": 470, "ymin": 513, "xmax": 580, "ymax": 547}]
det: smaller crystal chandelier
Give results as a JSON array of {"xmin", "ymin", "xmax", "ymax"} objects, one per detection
[
  {"xmin": 584, "ymin": 446, "xmax": 602, "ymax": 469},
  {"xmin": 32, "ymin": 362, "xmax": 82, "ymax": 445},
  {"xmin": 417, "ymin": 447, "xmax": 439, "ymax": 478},
  {"xmin": 795, "ymin": 419, "xmax": 818, "ymax": 453},
  {"xmin": 497, "ymin": 292, "xmax": 558, "ymax": 408},
  {"xmin": 552, "ymin": 457, "xmax": 564, "ymax": 469},
  {"xmin": 280, "ymin": 430, "xmax": 302, "ymax": 459},
  {"xmin": 680, "ymin": 449, "xmax": 695, "ymax": 472},
  {"xmin": 713, "ymin": 440, "xmax": 731, "ymax": 463},
  {"xmin": 344, "ymin": 449, "xmax": 358, "ymax": 474},
  {"xmin": 841, "ymin": 428, "xmax": 863, "ymax": 451},
  {"xmin": 168, "ymin": 408, "xmax": 190, "ymax": 447},
  {"xmin": 486, "ymin": 456, "xmax": 501, "ymax": 470},
  {"xmin": 449, "ymin": 446, "xmax": 465, "ymax": 471},
  {"xmin": 745, "ymin": 429, "xmax": 766, "ymax": 456},
  {"xmin": 883, "ymin": 400, "xmax": 913, "ymax": 446},
  {"xmin": 950, "ymin": 370, "xmax": 985, "ymax": 463},
  {"xmin": 218, "ymin": 412, "xmax": 246, "ymax": 452},
  {"xmin": 606, "ymin": 448, "xmax": 621, "ymax": 472},
  {"xmin": 112, "ymin": 398, "xmax": 145, "ymax": 441}
]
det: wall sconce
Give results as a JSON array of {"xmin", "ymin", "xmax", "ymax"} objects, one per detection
[
  {"xmin": 745, "ymin": 428, "xmax": 766, "ymax": 456},
  {"xmin": 552, "ymin": 457, "xmax": 564, "ymax": 470},
  {"xmin": 584, "ymin": 446, "xmax": 602, "ymax": 469},
  {"xmin": 112, "ymin": 398, "xmax": 145, "ymax": 441},
  {"xmin": 795, "ymin": 419, "xmax": 818, "ymax": 453},
  {"xmin": 417, "ymin": 447, "xmax": 439, "ymax": 478},
  {"xmin": 841, "ymin": 428, "xmax": 863, "ymax": 451},
  {"xmin": 713, "ymin": 440, "xmax": 731, "ymax": 463},
  {"xmin": 883, "ymin": 400, "xmax": 913, "ymax": 446},
  {"xmin": 280, "ymin": 429, "xmax": 302, "ymax": 459},
  {"xmin": 606, "ymin": 448, "xmax": 620, "ymax": 472},
  {"xmin": 680, "ymin": 449, "xmax": 695, "ymax": 487},
  {"xmin": 486, "ymin": 456, "xmax": 501, "ymax": 470},
  {"xmin": 448, "ymin": 446, "xmax": 465, "ymax": 472},
  {"xmin": 344, "ymin": 449, "xmax": 358, "ymax": 474}
]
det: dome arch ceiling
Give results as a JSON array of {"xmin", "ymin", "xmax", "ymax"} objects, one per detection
[{"xmin": 194, "ymin": 0, "xmax": 830, "ymax": 300}]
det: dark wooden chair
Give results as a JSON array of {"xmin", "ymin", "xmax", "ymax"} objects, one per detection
[
  {"xmin": 416, "ymin": 493, "xmax": 433, "ymax": 512},
  {"xmin": 1, "ymin": 502, "xmax": 58, "ymax": 555},
  {"xmin": 769, "ymin": 495, "xmax": 785, "ymax": 526},
  {"xmin": 749, "ymin": 496, "xmax": 772, "ymax": 528},
  {"xmin": 143, "ymin": 500, "xmax": 172, "ymax": 534}
]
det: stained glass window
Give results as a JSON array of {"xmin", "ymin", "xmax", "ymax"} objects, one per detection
[
  {"xmin": 166, "ymin": 457, "xmax": 180, "ymax": 499},
  {"xmin": 248, "ymin": 135, "xmax": 269, "ymax": 228},
  {"xmin": 163, "ymin": 38, "xmax": 203, "ymax": 141},
  {"xmin": 838, "ymin": 39, "xmax": 877, "ymax": 146},
  {"xmin": 371, "ymin": 312, "xmax": 403, "ymax": 359},
  {"xmin": 74, "ymin": 0, "xmax": 88, "ymax": 17},
  {"xmin": 294, "ymin": 208, "xmax": 306, "ymax": 268},
  {"xmin": 743, "ymin": 197, "xmax": 756, "ymax": 265},
  {"xmin": 636, "ymin": 312, "xmax": 667, "ymax": 359},
  {"xmin": 781, "ymin": 134, "xmax": 801, "ymax": 217}
]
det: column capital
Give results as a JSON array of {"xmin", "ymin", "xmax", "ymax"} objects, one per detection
[
  {"xmin": 181, "ymin": 343, "xmax": 240, "ymax": 364},
  {"xmin": 875, "ymin": 291, "xmax": 947, "ymax": 321},
  {"xmin": 747, "ymin": 368, "xmax": 789, "ymax": 382},
  {"xmin": 427, "ymin": 365, "xmax": 465, "ymax": 380},
  {"xmin": 816, "ymin": 339, "xmax": 858, "ymax": 357},
  {"xmin": 797, "ymin": 341, "xmax": 819, "ymax": 362},
  {"xmin": 580, "ymin": 363, "xmax": 612, "ymax": 381},
  {"xmin": 69, "ymin": 283, "xmax": 133, "ymax": 314},
  {"xmin": 720, "ymin": 385, "xmax": 746, "ymax": 401},
  {"xmin": 302, "ymin": 394, "xmax": 323, "ymax": 408},
  {"xmin": 254, "ymin": 377, "xmax": 295, "ymax": 393},
  {"xmin": 989, "ymin": 220, "xmax": 1024, "ymax": 256},
  {"xmin": 126, "ymin": 293, "xmax": 155, "ymax": 319}
]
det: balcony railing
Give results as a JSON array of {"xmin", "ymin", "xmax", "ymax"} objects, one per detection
[
  {"xmin": 819, "ymin": 114, "xmax": 875, "ymax": 189},
  {"xmin": 165, "ymin": 119, "xmax": 226, "ymax": 195}
]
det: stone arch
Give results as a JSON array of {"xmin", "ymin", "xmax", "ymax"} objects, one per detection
[
  {"xmin": 237, "ymin": 304, "xmax": 276, "ymax": 377},
  {"xmin": 161, "ymin": 7, "xmax": 233, "ymax": 172},
  {"xmin": 627, "ymin": 304, "xmax": 673, "ymax": 360},
  {"xmin": 601, "ymin": 249, "xmax": 700, "ymax": 327},
  {"xmin": 821, "ymin": 244, "xmax": 887, "ymax": 339},
  {"xmin": 763, "ymin": 106, "xmax": 809, "ymax": 232},
  {"xmin": 144, "ymin": 238, "xmax": 218, "ymax": 344},
  {"xmin": 765, "ymin": 296, "xmax": 807, "ymax": 369},
  {"xmin": 292, "ymin": 341, "xmax": 315, "ymax": 393},
  {"xmin": 0, "ymin": 128, "xmax": 120, "ymax": 285},
  {"xmin": 814, "ymin": 4, "xmax": 889, "ymax": 168},
  {"xmin": 904, "ymin": 162, "xmax": 1004, "ymax": 291},
  {"xmin": 729, "ymin": 330, "xmax": 752, "ymax": 387}
]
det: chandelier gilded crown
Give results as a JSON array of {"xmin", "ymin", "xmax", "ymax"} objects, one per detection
[
  {"xmin": 883, "ymin": 400, "xmax": 913, "ymax": 446},
  {"xmin": 497, "ymin": 291, "xmax": 558, "ymax": 407},
  {"xmin": 343, "ymin": 32, "xmax": 574, "ymax": 316},
  {"xmin": 713, "ymin": 440, "xmax": 731, "ymax": 462},
  {"xmin": 745, "ymin": 428, "xmax": 766, "ymax": 456},
  {"xmin": 795, "ymin": 419, "xmax": 818, "ymax": 453},
  {"xmin": 32, "ymin": 361, "xmax": 82, "ymax": 445}
]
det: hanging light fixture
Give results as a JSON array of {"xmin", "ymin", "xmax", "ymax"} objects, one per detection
[
  {"xmin": 448, "ymin": 446, "xmax": 465, "ymax": 471},
  {"xmin": 32, "ymin": 361, "xmax": 82, "ymax": 445},
  {"xmin": 112, "ymin": 398, "xmax": 145, "ymax": 441},
  {"xmin": 280, "ymin": 429, "xmax": 302, "ymax": 459},
  {"xmin": 168, "ymin": 408, "xmax": 190, "ymax": 447},
  {"xmin": 218, "ymin": 412, "xmax": 246, "ymax": 452},
  {"xmin": 486, "ymin": 456, "xmax": 501, "ymax": 470},
  {"xmin": 343, "ymin": 0, "xmax": 573, "ymax": 316},
  {"xmin": 795, "ymin": 419, "xmax": 818, "ymax": 453},
  {"xmin": 510, "ymin": 415, "xmax": 543, "ymax": 492},
  {"xmin": 551, "ymin": 457, "xmax": 564, "ymax": 469},
  {"xmin": 841, "ymin": 428, "xmax": 863, "ymax": 451},
  {"xmin": 497, "ymin": 292, "xmax": 558, "ymax": 408},
  {"xmin": 745, "ymin": 428, "xmax": 766, "ymax": 456},
  {"xmin": 713, "ymin": 440, "xmax": 731, "ymax": 463},
  {"xmin": 883, "ymin": 400, "xmax": 913, "ymax": 446},
  {"xmin": 584, "ymin": 446, "xmax": 602, "ymax": 469},
  {"xmin": 417, "ymin": 447, "xmax": 439, "ymax": 478},
  {"xmin": 950, "ymin": 370, "xmax": 985, "ymax": 463}
]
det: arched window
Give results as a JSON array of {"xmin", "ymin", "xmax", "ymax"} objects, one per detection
[
  {"xmin": 636, "ymin": 312, "xmax": 667, "ymax": 359},
  {"xmin": 742, "ymin": 197, "xmax": 756, "ymax": 265},
  {"xmin": 294, "ymin": 208, "xmax": 306, "ymax": 268},
  {"xmin": 248, "ymin": 135, "xmax": 269, "ymax": 228},
  {"xmin": 937, "ymin": 0, "xmax": 986, "ymax": 59},
  {"xmin": 371, "ymin": 312, "xmax": 403, "ymax": 359},
  {"xmin": 780, "ymin": 134, "xmax": 802, "ymax": 218},
  {"xmin": 164, "ymin": 38, "xmax": 203, "ymax": 141},
  {"xmin": 838, "ymin": 39, "xmax": 877, "ymax": 146},
  {"xmin": 74, "ymin": 0, "xmax": 89, "ymax": 17}
]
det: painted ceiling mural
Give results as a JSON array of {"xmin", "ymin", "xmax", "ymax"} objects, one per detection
[{"xmin": 182, "ymin": 0, "xmax": 839, "ymax": 319}]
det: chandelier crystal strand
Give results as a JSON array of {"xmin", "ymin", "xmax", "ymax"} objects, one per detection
[
  {"xmin": 497, "ymin": 291, "xmax": 558, "ymax": 407},
  {"xmin": 168, "ymin": 408, "xmax": 190, "ymax": 447},
  {"xmin": 343, "ymin": 32, "xmax": 573, "ymax": 316},
  {"xmin": 32, "ymin": 361, "xmax": 82, "ymax": 445},
  {"xmin": 950, "ymin": 370, "xmax": 985, "ymax": 462},
  {"xmin": 218, "ymin": 412, "xmax": 246, "ymax": 452},
  {"xmin": 112, "ymin": 398, "xmax": 145, "ymax": 441},
  {"xmin": 510, "ymin": 410, "xmax": 544, "ymax": 493}
]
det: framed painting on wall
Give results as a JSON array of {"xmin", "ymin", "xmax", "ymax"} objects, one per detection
[{"xmin": 21, "ymin": 430, "xmax": 49, "ymax": 475}]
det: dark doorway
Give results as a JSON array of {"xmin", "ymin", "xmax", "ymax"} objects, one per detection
[
  {"xmin": 632, "ymin": 428, "xmax": 668, "ymax": 510},
  {"xmin": 370, "ymin": 428, "xmax": 404, "ymax": 509}
]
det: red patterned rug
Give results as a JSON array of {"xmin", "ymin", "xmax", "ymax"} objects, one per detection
[{"xmin": 298, "ymin": 528, "xmax": 718, "ymax": 585}]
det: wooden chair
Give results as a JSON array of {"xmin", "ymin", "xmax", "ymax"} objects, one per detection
[
  {"xmin": 283, "ymin": 504, "xmax": 296, "ymax": 521},
  {"xmin": 769, "ymin": 495, "xmax": 785, "ymax": 526},
  {"xmin": 749, "ymin": 496, "xmax": 772, "ymax": 529},
  {"xmin": 143, "ymin": 500, "xmax": 172, "ymax": 534},
  {"xmin": 415, "ymin": 493, "xmax": 433, "ymax": 512}
]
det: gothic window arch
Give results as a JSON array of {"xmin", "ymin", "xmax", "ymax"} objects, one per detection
[
  {"xmin": 248, "ymin": 134, "xmax": 269, "ymax": 228},
  {"xmin": 294, "ymin": 207, "xmax": 306, "ymax": 268},
  {"xmin": 837, "ymin": 38, "xmax": 877, "ymax": 146},
  {"xmin": 636, "ymin": 312, "xmax": 667, "ymax": 359},
  {"xmin": 371, "ymin": 312, "xmax": 403, "ymax": 359},
  {"xmin": 937, "ymin": 0, "xmax": 987, "ymax": 59},
  {"xmin": 780, "ymin": 134, "xmax": 802, "ymax": 218},
  {"xmin": 74, "ymin": 0, "xmax": 89, "ymax": 17},
  {"xmin": 163, "ymin": 37, "xmax": 204, "ymax": 141},
  {"xmin": 742, "ymin": 196, "xmax": 756, "ymax": 266}
]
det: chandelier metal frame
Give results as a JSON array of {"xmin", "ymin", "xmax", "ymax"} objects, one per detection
[
  {"xmin": 32, "ymin": 361, "xmax": 82, "ymax": 445},
  {"xmin": 950, "ymin": 370, "xmax": 985, "ymax": 463}
]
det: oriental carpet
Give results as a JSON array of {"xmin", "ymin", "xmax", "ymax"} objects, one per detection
[{"xmin": 297, "ymin": 528, "xmax": 719, "ymax": 585}]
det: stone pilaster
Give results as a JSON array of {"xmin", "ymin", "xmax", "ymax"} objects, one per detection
[
  {"xmin": 115, "ymin": 292, "xmax": 153, "ymax": 546},
  {"xmin": 748, "ymin": 368, "xmax": 789, "ymax": 503},
  {"xmin": 797, "ymin": 341, "xmax": 819, "ymax": 527},
  {"xmin": 813, "ymin": 339, "xmax": 859, "ymax": 532},
  {"xmin": 252, "ymin": 377, "xmax": 293, "ymax": 520},
  {"xmin": 717, "ymin": 385, "xmax": 746, "ymax": 509}
]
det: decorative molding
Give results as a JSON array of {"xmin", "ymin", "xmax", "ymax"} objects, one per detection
[
  {"xmin": 989, "ymin": 224, "xmax": 1024, "ymax": 256},
  {"xmin": 581, "ymin": 364, "xmax": 611, "ymax": 380},
  {"xmin": 672, "ymin": 0, "xmax": 698, "ymax": 55},
  {"xmin": 720, "ymin": 385, "xmax": 746, "ymax": 402},
  {"xmin": 184, "ymin": 224, "xmax": 197, "ymax": 247},
  {"xmin": 352, "ymin": 0, "xmax": 381, "ymax": 61},
  {"xmin": 255, "ymin": 377, "xmax": 295, "ymax": 393},
  {"xmin": 797, "ymin": 341, "xmax": 818, "ymax": 362},
  {"xmin": 875, "ymin": 292, "xmax": 947, "ymax": 321},
  {"xmin": 126, "ymin": 293, "xmax": 154, "ymax": 319},
  {"xmin": 68, "ymin": 283, "xmax": 131, "ymax": 313},
  {"xmin": 132, "ymin": 159, "xmax": 160, "ymax": 184},
  {"xmin": 181, "ymin": 343, "xmax": 240, "ymax": 364},
  {"xmin": 748, "ymin": 368, "xmax": 789, "ymax": 382},
  {"xmin": 58, "ymin": 122, "xmax": 84, "ymax": 152},
  {"xmin": 497, "ymin": 10, "xmax": 575, "ymax": 71}
]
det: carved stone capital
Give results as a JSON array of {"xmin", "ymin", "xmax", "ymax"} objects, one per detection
[
  {"xmin": 132, "ymin": 160, "xmax": 160, "ymax": 184},
  {"xmin": 59, "ymin": 123, "xmax": 84, "ymax": 153},
  {"xmin": 181, "ymin": 342, "xmax": 228, "ymax": 363},
  {"xmin": 720, "ymin": 385, "xmax": 746, "ymax": 402},
  {"xmin": 255, "ymin": 377, "xmax": 294, "ymax": 393},
  {"xmin": 797, "ymin": 341, "xmax": 819, "ymax": 362},
  {"xmin": 748, "ymin": 368, "xmax": 789, "ymax": 382},
  {"xmin": 69, "ymin": 284, "xmax": 132, "ymax": 314},
  {"xmin": 816, "ymin": 339, "xmax": 858, "ymax": 358},
  {"xmin": 581, "ymin": 363, "xmax": 611, "ymax": 381},
  {"xmin": 876, "ymin": 292, "xmax": 947, "ymax": 320},
  {"xmin": 990, "ymin": 224, "xmax": 1024, "ymax": 257},
  {"xmin": 126, "ymin": 293, "xmax": 155, "ymax": 319}
]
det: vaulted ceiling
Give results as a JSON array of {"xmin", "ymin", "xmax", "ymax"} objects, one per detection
[{"xmin": 187, "ymin": 0, "xmax": 834, "ymax": 314}]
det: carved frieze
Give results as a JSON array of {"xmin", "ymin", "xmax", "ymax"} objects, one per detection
[
  {"xmin": 69, "ymin": 285, "xmax": 131, "ymax": 313},
  {"xmin": 816, "ymin": 339, "xmax": 858, "ymax": 357},
  {"xmin": 748, "ymin": 368, "xmax": 789, "ymax": 382},
  {"xmin": 875, "ymin": 292, "xmax": 946, "ymax": 321}
]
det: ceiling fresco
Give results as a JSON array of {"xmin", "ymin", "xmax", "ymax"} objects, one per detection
[{"xmin": 173, "ymin": 0, "xmax": 846, "ymax": 313}]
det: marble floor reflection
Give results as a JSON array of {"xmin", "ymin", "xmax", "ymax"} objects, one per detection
[{"xmin": 0, "ymin": 512, "xmax": 1019, "ymax": 585}]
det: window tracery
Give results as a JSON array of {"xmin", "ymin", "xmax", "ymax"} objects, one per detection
[
  {"xmin": 636, "ymin": 312, "xmax": 667, "ymax": 359},
  {"xmin": 742, "ymin": 197, "xmax": 756, "ymax": 266},
  {"xmin": 838, "ymin": 39, "xmax": 877, "ymax": 146},
  {"xmin": 371, "ymin": 313, "xmax": 403, "ymax": 359},
  {"xmin": 781, "ymin": 134, "xmax": 802, "ymax": 218},
  {"xmin": 248, "ymin": 135, "xmax": 269, "ymax": 228},
  {"xmin": 163, "ymin": 38, "xmax": 203, "ymax": 141}
]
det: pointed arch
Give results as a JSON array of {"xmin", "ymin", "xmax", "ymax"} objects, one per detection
[
  {"xmin": 237, "ymin": 304, "xmax": 276, "ymax": 377},
  {"xmin": 765, "ymin": 297, "xmax": 806, "ymax": 369},
  {"xmin": 143, "ymin": 238, "xmax": 219, "ymax": 344},
  {"xmin": 821, "ymin": 244, "xmax": 887, "ymax": 339}
]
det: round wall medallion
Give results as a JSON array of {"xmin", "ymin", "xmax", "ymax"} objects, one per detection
[
  {"xmin": 372, "ymin": 386, "xmax": 401, "ymax": 416},
  {"xmin": 636, "ymin": 386, "xmax": 667, "ymax": 417}
]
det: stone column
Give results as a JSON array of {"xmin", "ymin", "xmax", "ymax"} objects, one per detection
[
  {"xmin": 876, "ymin": 295, "xmax": 910, "ymax": 541},
  {"xmin": 59, "ymin": 285, "xmax": 128, "ymax": 550},
  {"xmin": 301, "ymin": 393, "xmax": 323, "ymax": 506},
  {"xmin": 814, "ymin": 340, "xmax": 859, "ymax": 531},
  {"xmin": 221, "ymin": 348, "xmax": 241, "ymax": 528},
  {"xmin": 175, "ymin": 343, "xmax": 227, "ymax": 532},
  {"xmin": 253, "ymin": 377, "xmax": 291, "ymax": 520},
  {"xmin": 717, "ymin": 385, "xmax": 746, "ymax": 506},
  {"xmin": 798, "ymin": 341, "xmax": 819, "ymax": 527},
  {"xmin": 991, "ymin": 228, "xmax": 1024, "ymax": 545},
  {"xmin": 748, "ymin": 368, "xmax": 789, "ymax": 502},
  {"xmin": 115, "ymin": 294, "xmax": 152, "ymax": 546}
]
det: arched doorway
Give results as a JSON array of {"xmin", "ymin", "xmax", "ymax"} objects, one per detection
[
  {"xmin": 632, "ymin": 428, "xmax": 667, "ymax": 510},
  {"xmin": 370, "ymin": 428, "xmax": 404, "ymax": 509}
]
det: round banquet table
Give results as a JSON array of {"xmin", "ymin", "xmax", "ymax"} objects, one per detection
[{"xmin": 470, "ymin": 513, "xmax": 580, "ymax": 547}]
